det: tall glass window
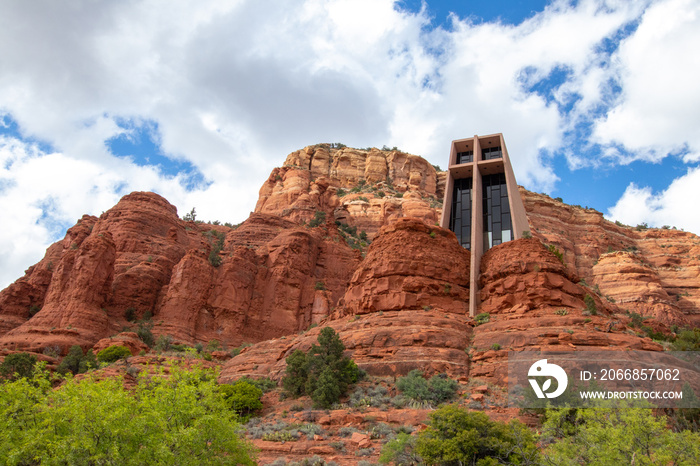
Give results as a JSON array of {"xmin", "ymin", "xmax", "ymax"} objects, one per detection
[
  {"xmin": 482, "ymin": 173, "xmax": 512, "ymax": 250},
  {"xmin": 456, "ymin": 151, "xmax": 473, "ymax": 164},
  {"xmin": 449, "ymin": 177, "xmax": 472, "ymax": 249},
  {"xmin": 482, "ymin": 146, "xmax": 502, "ymax": 160}
]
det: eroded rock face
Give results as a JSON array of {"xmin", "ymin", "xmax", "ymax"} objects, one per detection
[
  {"xmin": 220, "ymin": 218, "xmax": 472, "ymax": 382},
  {"xmin": 339, "ymin": 218, "xmax": 470, "ymax": 316},
  {"xmin": 523, "ymin": 189, "xmax": 700, "ymax": 326},
  {"xmin": 0, "ymin": 193, "xmax": 359, "ymax": 354},
  {"xmin": 471, "ymin": 238, "xmax": 664, "ymax": 384},
  {"xmin": 255, "ymin": 145, "xmax": 444, "ymax": 239}
]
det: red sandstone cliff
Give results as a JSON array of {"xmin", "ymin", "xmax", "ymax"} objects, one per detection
[
  {"xmin": 0, "ymin": 192, "xmax": 359, "ymax": 354},
  {"xmin": 1, "ymin": 145, "xmax": 699, "ymax": 365},
  {"xmin": 524, "ymin": 189, "xmax": 700, "ymax": 326},
  {"xmin": 255, "ymin": 145, "xmax": 445, "ymax": 239}
]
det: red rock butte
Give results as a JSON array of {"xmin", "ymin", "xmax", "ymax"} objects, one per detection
[{"xmin": 0, "ymin": 143, "xmax": 697, "ymax": 386}]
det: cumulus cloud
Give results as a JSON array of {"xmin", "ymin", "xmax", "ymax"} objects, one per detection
[
  {"xmin": 0, "ymin": 0, "xmax": 699, "ymax": 288},
  {"xmin": 591, "ymin": 0, "xmax": 700, "ymax": 162},
  {"xmin": 607, "ymin": 166, "xmax": 700, "ymax": 231}
]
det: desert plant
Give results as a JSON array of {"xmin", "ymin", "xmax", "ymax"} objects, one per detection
[
  {"xmin": 57, "ymin": 345, "xmax": 97, "ymax": 375},
  {"xmin": 396, "ymin": 370, "xmax": 458, "ymax": 406},
  {"xmin": 584, "ymin": 294, "xmax": 598, "ymax": 315},
  {"xmin": 0, "ymin": 352, "xmax": 37, "ymax": 380},
  {"xmin": 219, "ymin": 380, "xmax": 263, "ymax": 418},
  {"xmin": 96, "ymin": 345, "xmax": 131, "ymax": 363},
  {"xmin": 475, "ymin": 312, "xmax": 490, "ymax": 325}
]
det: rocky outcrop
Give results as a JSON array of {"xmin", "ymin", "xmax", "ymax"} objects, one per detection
[
  {"xmin": 255, "ymin": 145, "xmax": 444, "ymax": 239},
  {"xmin": 339, "ymin": 218, "xmax": 470, "ymax": 316},
  {"xmin": 471, "ymin": 238, "xmax": 664, "ymax": 384},
  {"xmin": 523, "ymin": 189, "xmax": 700, "ymax": 326},
  {"xmin": 0, "ymin": 193, "xmax": 359, "ymax": 354},
  {"xmin": 221, "ymin": 218, "xmax": 473, "ymax": 382}
]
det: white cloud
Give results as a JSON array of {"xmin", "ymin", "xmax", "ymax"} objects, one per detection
[
  {"xmin": 592, "ymin": 0, "xmax": 700, "ymax": 161},
  {"xmin": 0, "ymin": 0, "xmax": 699, "ymax": 288},
  {"xmin": 607, "ymin": 165, "xmax": 700, "ymax": 231}
]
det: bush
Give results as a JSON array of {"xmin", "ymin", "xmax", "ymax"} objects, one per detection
[
  {"xmin": 154, "ymin": 334, "xmax": 173, "ymax": 352},
  {"xmin": 219, "ymin": 380, "xmax": 263, "ymax": 418},
  {"xmin": 281, "ymin": 327, "xmax": 360, "ymax": 408},
  {"xmin": 124, "ymin": 307, "xmax": 137, "ymax": 322},
  {"xmin": 673, "ymin": 328, "xmax": 700, "ymax": 351},
  {"xmin": 379, "ymin": 432, "xmax": 420, "ymax": 465},
  {"xmin": 584, "ymin": 294, "xmax": 598, "ymax": 315},
  {"xmin": 57, "ymin": 345, "xmax": 97, "ymax": 375},
  {"xmin": 96, "ymin": 345, "xmax": 132, "ymax": 363},
  {"xmin": 396, "ymin": 370, "xmax": 458, "ymax": 406},
  {"xmin": 475, "ymin": 312, "xmax": 490, "ymax": 325},
  {"xmin": 0, "ymin": 364, "xmax": 256, "ymax": 464},
  {"xmin": 548, "ymin": 244, "xmax": 564, "ymax": 264},
  {"xmin": 0, "ymin": 352, "xmax": 37, "ymax": 380},
  {"xmin": 136, "ymin": 323, "xmax": 154, "ymax": 347},
  {"xmin": 308, "ymin": 211, "xmax": 326, "ymax": 228},
  {"xmin": 416, "ymin": 405, "xmax": 539, "ymax": 465}
]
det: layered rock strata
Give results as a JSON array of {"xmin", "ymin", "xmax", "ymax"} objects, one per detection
[
  {"xmin": 220, "ymin": 218, "xmax": 472, "ymax": 383},
  {"xmin": 470, "ymin": 238, "xmax": 664, "ymax": 384},
  {"xmin": 0, "ymin": 193, "xmax": 358, "ymax": 354},
  {"xmin": 255, "ymin": 145, "xmax": 445, "ymax": 239}
]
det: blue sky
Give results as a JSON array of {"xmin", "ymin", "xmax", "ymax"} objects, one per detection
[{"xmin": 1, "ymin": 0, "xmax": 700, "ymax": 289}]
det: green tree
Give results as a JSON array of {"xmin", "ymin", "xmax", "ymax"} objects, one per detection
[
  {"xmin": 281, "ymin": 327, "xmax": 360, "ymax": 408},
  {"xmin": 0, "ymin": 364, "xmax": 256, "ymax": 465},
  {"xmin": 305, "ymin": 327, "xmax": 359, "ymax": 408},
  {"xmin": 219, "ymin": 379, "xmax": 263, "ymax": 418},
  {"xmin": 96, "ymin": 345, "xmax": 132, "ymax": 363},
  {"xmin": 282, "ymin": 349, "xmax": 308, "ymax": 397},
  {"xmin": 57, "ymin": 345, "xmax": 98, "ymax": 375},
  {"xmin": 0, "ymin": 352, "xmax": 37, "ymax": 380},
  {"xmin": 543, "ymin": 402, "xmax": 700, "ymax": 465},
  {"xmin": 416, "ymin": 405, "xmax": 539, "ymax": 466}
]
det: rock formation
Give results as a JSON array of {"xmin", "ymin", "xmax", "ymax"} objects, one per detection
[
  {"xmin": 1, "ymin": 145, "xmax": 699, "ymax": 376},
  {"xmin": 255, "ymin": 145, "xmax": 445, "ymax": 239},
  {"xmin": 524, "ymin": 189, "xmax": 700, "ymax": 326},
  {"xmin": 0, "ymin": 193, "xmax": 359, "ymax": 354},
  {"xmin": 220, "ymin": 218, "xmax": 473, "ymax": 383}
]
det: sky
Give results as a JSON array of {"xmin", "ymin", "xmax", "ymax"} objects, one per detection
[{"xmin": 1, "ymin": 0, "xmax": 699, "ymax": 289}]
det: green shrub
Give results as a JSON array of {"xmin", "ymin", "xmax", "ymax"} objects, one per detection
[
  {"xmin": 555, "ymin": 309, "xmax": 569, "ymax": 316},
  {"xmin": 673, "ymin": 328, "xmax": 700, "ymax": 351},
  {"xmin": 379, "ymin": 432, "xmax": 420, "ymax": 465},
  {"xmin": 416, "ymin": 405, "xmax": 539, "ymax": 465},
  {"xmin": 219, "ymin": 380, "xmax": 263, "ymax": 418},
  {"xmin": 124, "ymin": 307, "xmax": 137, "ymax": 322},
  {"xmin": 238, "ymin": 376, "xmax": 277, "ymax": 393},
  {"xmin": 154, "ymin": 334, "xmax": 173, "ymax": 352},
  {"xmin": 548, "ymin": 244, "xmax": 565, "ymax": 264},
  {"xmin": 0, "ymin": 352, "xmax": 38, "ymax": 380},
  {"xmin": 96, "ymin": 345, "xmax": 132, "ymax": 363},
  {"xmin": 396, "ymin": 370, "xmax": 458, "ymax": 406},
  {"xmin": 491, "ymin": 343, "xmax": 501, "ymax": 350},
  {"xmin": 136, "ymin": 323, "xmax": 154, "ymax": 347},
  {"xmin": 315, "ymin": 281, "xmax": 326, "ymax": 291},
  {"xmin": 308, "ymin": 211, "xmax": 326, "ymax": 228},
  {"xmin": 0, "ymin": 364, "xmax": 255, "ymax": 464},
  {"xmin": 475, "ymin": 312, "xmax": 490, "ymax": 325},
  {"xmin": 281, "ymin": 327, "xmax": 360, "ymax": 408},
  {"xmin": 584, "ymin": 294, "xmax": 598, "ymax": 315},
  {"xmin": 57, "ymin": 345, "xmax": 97, "ymax": 375},
  {"xmin": 522, "ymin": 230, "xmax": 532, "ymax": 239}
]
